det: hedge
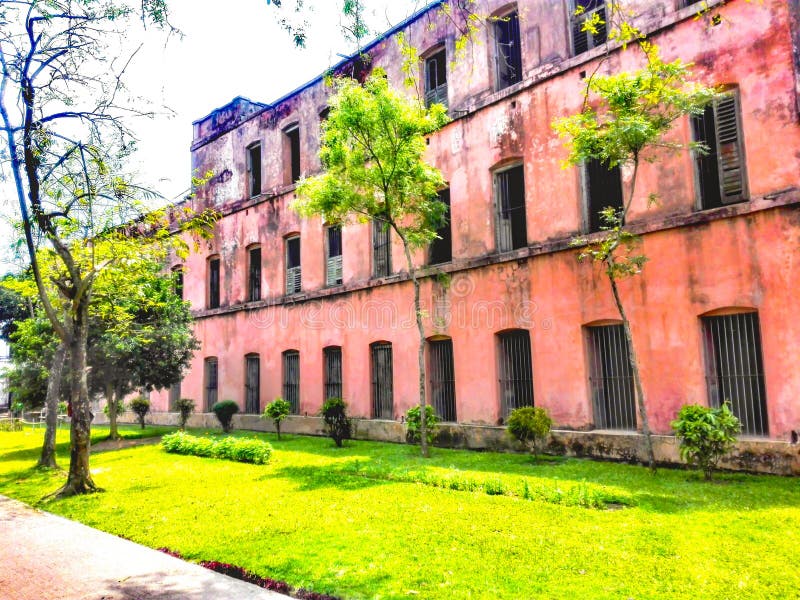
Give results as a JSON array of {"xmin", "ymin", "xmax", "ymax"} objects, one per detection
[{"xmin": 161, "ymin": 431, "xmax": 272, "ymax": 465}]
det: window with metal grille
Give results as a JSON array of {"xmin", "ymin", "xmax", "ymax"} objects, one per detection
[
  {"xmin": 204, "ymin": 357, "xmax": 218, "ymax": 411},
  {"xmin": 494, "ymin": 10, "xmax": 522, "ymax": 90},
  {"xmin": 497, "ymin": 330, "xmax": 534, "ymax": 419},
  {"xmin": 285, "ymin": 236, "xmax": 301, "ymax": 294},
  {"xmin": 282, "ymin": 350, "xmax": 300, "ymax": 414},
  {"xmin": 326, "ymin": 226, "xmax": 343, "ymax": 286},
  {"xmin": 692, "ymin": 90, "xmax": 748, "ymax": 209},
  {"xmin": 323, "ymin": 346, "xmax": 343, "ymax": 400},
  {"xmin": 571, "ymin": 1, "xmax": 607, "ymax": 55},
  {"xmin": 244, "ymin": 354, "xmax": 260, "ymax": 414},
  {"xmin": 169, "ymin": 380, "xmax": 181, "ymax": 410},
  {"xmin": 248, "ymin": 246, "xmax": 261, "ymax": 302},
  {"xmin": 372, "ymin": 220, "xmax": 391, "ymax": 277},
  {"xmin": 429, "ymin": 339, "xmax": 457, "ymax": 422},
  {"xmin": 702, "ymin": 312, "xmax": 768, "ymax": 435},
  {"xmin": 587, "ymin": 324, "xmax": 637, "ymax": 430},
  {"xmin": 585, "ymin": 158, "xmax": 624, "ymax": 233},
  {"xmin": 494, "ymin": 165, "xmax": 527, "ymax": 252},
  {"xmin": 247, "ymin": 142, "xmax": 261, "ymax": 197},
  {"xmin": 371, "ymin": 342, "xmax": 393, "ymax": 419},
  {"xmin": 424, "ymin": 48, "xmax": 448, "ymax": 108},
  {"xmin": 429, "ymin": 189, "xmax": 452, "ymax": 265},
  {"xmin": 172, "ymin": 266, "xmax": 183, "ymax": 300},
  {"xmin": 208, "ymin": 257, "xmax": 220, "ymax": 309},
  {"xmin": 284, "ymin": 124, "xmax": 301, "ymax": 184}
]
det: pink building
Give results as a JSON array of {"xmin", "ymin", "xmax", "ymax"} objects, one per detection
[{"xmin": 149, "ymin": 0, "xmax": 800, "ymax": 472}]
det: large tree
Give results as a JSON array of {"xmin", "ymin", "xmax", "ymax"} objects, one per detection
[{"xmin": 295, "ymin": 71, "xmax": 448, "ymax": 457}]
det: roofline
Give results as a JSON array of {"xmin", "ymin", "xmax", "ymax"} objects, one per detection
[
  {"xmin": 192, "ymin": 96, "xmax": 271, "ymax": 126},
  {"xmin": 192, "ymin": 0, "xmax": 445, "ymax": 127}
]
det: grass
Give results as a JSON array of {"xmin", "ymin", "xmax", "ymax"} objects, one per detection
[{"xmin": 0, "ymin": 427, "xmax": 798, "ymax": 599}]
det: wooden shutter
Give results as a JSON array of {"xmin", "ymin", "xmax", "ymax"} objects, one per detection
[{"xmin": 713, "ymin": 93, "xmax": 747, "ymax": 204}]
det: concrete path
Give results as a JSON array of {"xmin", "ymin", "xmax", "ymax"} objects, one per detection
[{"xmin": 0, "ymin": 495, "xmax": 291, "ymax": 600}]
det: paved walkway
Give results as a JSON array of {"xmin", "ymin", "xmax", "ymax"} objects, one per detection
[{"xmin": 0, "ymin": 495, "xmax": 291, "ymax": 600}]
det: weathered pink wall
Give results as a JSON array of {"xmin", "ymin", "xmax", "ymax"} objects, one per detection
[{"xmin": 151, "ymin": 0, "xmax": 800, "ymax": 441}]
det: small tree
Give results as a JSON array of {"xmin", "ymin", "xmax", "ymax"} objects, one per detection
[
  {"xmin": 176, "ymin": 398, "xmax": 195, "ymax": 430},
  {"xmin": 295, "ymin": 71, "xmax": 448, "ymax": 458},
  {"xmin": 213, "ymin": 400, "xmax": 239, "ymax": 434},
  {"xmin": 671, "ymin": 403, "xmax": 740, "ymax": 480},
  {"xmin": 129, "ymin": 397, "xmax": 150, "ymax": 429},
  {"xmin": 262, "ymin": 398, "xmax": 291, "ymax": 440},
  {"xmin": 321, "ymin": 397, "xmax": 352, "ymax": 448},
  {"xmin": 507, "ymin": 406, "xmax": 553, "ymax": 461},
  {"xmin": 405, "ymin": 405, "xmax": 439, "ymax": 447},
  {"xmin": 553, "ymin": 48, "xmax": 716, "ymax": 472}
]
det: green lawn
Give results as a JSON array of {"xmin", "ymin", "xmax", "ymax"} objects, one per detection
[{"xmin": 0, "ymin": 427, "xmax": 798, "ymax": 599}]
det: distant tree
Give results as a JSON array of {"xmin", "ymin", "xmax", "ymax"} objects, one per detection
[
  {"xmin": 262, "ymin": 398, "xmax": 291, "ymax": 440},
  {"xmin": 553, "ymin": 45, "xmax": 716, "ymax": 471},
  {"xmin": 294, "ymin": 71, "xmax": 448, "ymax": 458}
]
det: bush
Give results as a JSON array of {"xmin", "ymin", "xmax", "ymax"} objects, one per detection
[
  {"xmin": 175, "ymin": 398, "xmax": 195, "ymax": 430},
  {"xmin": 405, "ymin": 405, "xmax": 439, "ymax": 446},
  {"xmin": 671, "ymin": 403, "xmax": 741, "ymax": 480},
  {"xmin": 321, "ymin": 397, "xmax": 352, "ymax": 447},
  {"xmin": 129, "ymin": 396, "xmax": 150, "ymax": 429},
  {"xmin": 103, "ymin": 398, "xmax": 126, "ymax": 418},
  {"xmin": 10, "ymin": 400, "xmax": 24, "ymax": 417},
  {"xmin": 262, "ymin": 397, "xmax": 291, "ymax": 440},
  {"xmin": 57, "ymin": 401, "xmax": 68, "ymax": 415},
  {"xmin": 507, "ymin": 406, "xmax": 553, "ymax": 459},
  {"xmin": 212, "ymin": 400, "xmax": 239, "ymax": 433},
  {"xmin": 161, "ymin": 431, "xmax": 272, "ymax": 464}
]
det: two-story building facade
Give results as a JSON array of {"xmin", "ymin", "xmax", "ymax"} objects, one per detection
[{"xmin": 149, "ymin": 0, "xmax": 800, "ymax": 472}]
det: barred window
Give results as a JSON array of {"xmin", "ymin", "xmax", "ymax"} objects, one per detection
[
  {"xmin": 283, "ymin": 350, "xmax": 300, "ymax": 414},
  {"xmin": 248, "ymin": 246, "xmax": 261, "ymax": 302},
  {"xmin": 204, "ymin": 357, "xmax": 218, "ymax": 412},
  {"xmin": 587, "ymin": 324, "xmax": 637, "ymax": 430},
  {"xmin": 429, "ymin": 338, "xmax": 457, "ymax": 422},
  {"xmin": 208, "ymin": 257, "xmax": 220, "ymax": 309},
  {"xmin": 323, "ymin": 346, "xmax": 343, "ymax": 400},
  {"xmin": 585, "ymin": 158, "xmax": 624, "ymax": 233},
  {"xmin": 371, "ymin": 342, "xmax": 393, "ymax": 419},
  {"xmin": 372, "ymin": 220, "xmax": 391, "ymax": 277},
  {"xmin": 494, "ymin": 9, "xmax": 522, "ymax": 90},
  {"xmin": 244, "ymin": 353, "xmax": 260, "ymax": 414},
  {"xmin": 497, "ymin": 330, "xmax": 534, "ymax": 420}
]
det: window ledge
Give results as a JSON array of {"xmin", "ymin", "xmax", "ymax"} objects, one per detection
[{"xmin": 192, "ymin": 187, "xmax": 799, "ymax": 320}]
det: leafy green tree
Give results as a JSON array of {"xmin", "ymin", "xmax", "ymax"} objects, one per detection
[
  {"xmin": 129, "ymin": 397, "xmax": 151, "ymax": 429},
  {"xmin": 553, "ymin": 46, "xmax": 716, "ymax": 471},
  {"xmin": 671, "ymin": 403, "xmax": 740, "ymax": 480},
  {"xmin": 405, "ymin": 405, "xmax": 440, "ymax": 447},
  {"xmin": 321, "ymin": 397, "xmax": 352, "ymax": 448},
  {"xmin": 262, "ymin": 398, "xmax": 292, "ymax": 440},
  {"xmin": 294, "ymin": 71, "xmax": 449, "ymax": 457},
  {"xmin": 175, "ymin": 398, "xmax": 195, "ymax": 430}
]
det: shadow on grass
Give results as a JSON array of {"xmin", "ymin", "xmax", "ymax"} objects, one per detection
[{"xmin": 266, "ymin": 463, "xmax": 391, "ymax": 493}]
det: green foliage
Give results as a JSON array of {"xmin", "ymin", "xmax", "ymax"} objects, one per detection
[
  {"xmin": 10, "ymin": 400, "xmax": 24, "ymax": 416},
  {"xmin": 213, "ymin": 400, "xmax": 239, "ymax": 433},
  {"xmin": 507, "ymin": 406, "xmax": 553, "ymax": 458},
  {"xmin": 129, "ymin": 397, "xmax": 150, "ymax": 429},
  {"xmin": 0, "ymin": 275, "xmax": 28, "ymax": 342},
  {"xmin": 262, "ymin": 398, "xmax": 291, "ymax": 440},
  {"xmin": 103, "ymin": 399, "xmax": 126, "ymax": 417},
  {"xmin": 57, "ymin": 402, "xmax": 68, "ymax": 415},
  {"xmin": 175, "ymin": 398, "xmax": 195, "ymax": 430},
  {"xmin": 671, "ymin": 403, "xmax": 741, "ymax": 480},
  {"xmin": 405, "ymin": 405, "xmax": 439, "ymax": 446},
  {"xmin": 294, "ymin": 70, "xmax": 450, "ymax": 251},
  {"xmin": 161, "ymin": 431, "xmax": 272, "ymax": 465},
  {"xmin": 321, "ymin": 397, "xmax": 352, "ymax": 448}
]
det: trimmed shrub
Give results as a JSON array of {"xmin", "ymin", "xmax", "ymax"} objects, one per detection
[
  {"xmin": 507, "ymin": 406, "xmax": 553, "ymax": 459},
  {"xmin": 175, "ymin": 398, "xmax": 195, "ymax": 430},
  {"xmin": 103, "ymin": 398, "xmax": 126, "ymax": 418},
  {"xmin": 671, "ymin": 402, "xmax": 741, "ymax": 480},
  {"xmin": 321, "ymin": 397, "xmax": 352, "ymax": 447},
  {"xmin": 405, "ymin": 405, "xmax": 439, "ymax": 446},
  {"xmin": 161, "ymin": 431, "xmax": 272, "ymax": 464},
  {"xmin": 212, "ymin": 400, "xmax": 239, "ymax": 433},
  {"xmin": 262, "ymin": 397, "xmax": 291, "ymax": 440},
  {"xmin": 129, "ymin": 396, "xmax": 151, "ymax": 429}
]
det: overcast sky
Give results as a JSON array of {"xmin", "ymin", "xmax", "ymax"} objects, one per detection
[{"xmin": 0, "ymin": 0, "xmax": 426, "ymax": 272}]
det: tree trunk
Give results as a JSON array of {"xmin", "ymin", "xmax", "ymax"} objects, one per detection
[
  {"xmin": 56, "ymin": 299, "xmax": 97, "ymax": 497},
  {"xmin": 106, "ymin": 378, "xmax": 119, "ymax": 441},
  {"xmin": 38, "ymin": 342, "xmax": 66, "ymax": 469},
  {"xmin": 608, "ymin": 275, "xmax": 656, "ymax": 472},
  {"xmin": 399, "ymin": 237, "xmax": 429, "ymax": 458}
]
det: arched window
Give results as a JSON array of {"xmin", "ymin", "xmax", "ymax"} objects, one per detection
[
  {"xmin": 585, "ymin": 322, "xmax": 636, "ymax": 430},
  {"xmin": 282, "ymin": 350, "xmax": 300, "ymax": 414},
  {"xmin": 428, "ymin": 337, "xmax": 456, "ymax": 422},
  {"xmin": 207, "ymin": 255, "xmax": 220, "ymax": 309},
  {"xmin": 370, "ymin": 342, "xmax": 393, "ymax": 419},
  {"xmin": 323, "ymin": 346, "xmax": 343, "ymax": 400},
  {"xmin": 496, "ymin": 329, "xmax": 533, "ymax": 420},
  {"xmin": 244, "ymin": 353, "xmax": 260, "ymax": 414},
  {"xmin": 204, "ymin": 357, "xmax": 218, "ymax": 411}
]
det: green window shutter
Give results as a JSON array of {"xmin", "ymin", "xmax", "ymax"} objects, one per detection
[{"xmin": 713, "ymin": 93, "xmax": 747, "ymax": 204}]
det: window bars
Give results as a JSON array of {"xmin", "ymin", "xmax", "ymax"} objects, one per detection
[
  {"xmin": 497, "ymin": 330, "xmax": 534, "ymax": 419},
  {"xmin": 204, "ymin": 358, "xmax": 218, "ymax": 412},
  {"xmin": 282, "ymin": 350, "xmax": 300, "ymax": 414},
  {"xmin": 702, "ymin": 312, "xmax": 768, "ymax": 436},
  {"xmin": 323, "ymin": 346, "xmax": 343, "ymax": 400},
  {"xmin": 371, "ymin": 342, "xmax": 394, "ymax": 419},
  {"xmin": 372, "ymin": 220, "xmax": 391, "ymax": 277},
  {"xmin": 244, "ymin": 354, "xmax": 260, "ymax": 414},
  {"xmin": 587, "ymin": 324, "xmax": 637, "ymax": 430},
  {"xmin": 494, "ymin": 165, "xmax": 527, "ymax": 252},
  {"xmin": 429, "ymin": 339, "xmax": 457, "ymax": 422}
]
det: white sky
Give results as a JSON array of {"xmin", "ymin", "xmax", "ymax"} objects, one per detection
[{"xmin": 0, "ymin": 0, "xmax": 427, "ymax": 272}]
